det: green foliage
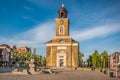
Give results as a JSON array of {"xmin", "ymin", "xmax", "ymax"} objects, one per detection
[
  {"xmin": 100, "ymin": 50, "xmax": 108, "ymax": 69},
  {"xmin": 87, "ymin": 50, "xmax": 108, "ymax": 69},
  {"xmin": 34, "ymin": 55, "xmax": 46, "ymax": 67},
  {"xmin": 78, "ymin": 52, "xmax": 84, "ymax": 67},
  {"xmin": 87, "ymin": 55, "xmax": 92, "ymax": 67},
  {"xmin": 34, "ymin": 55, "xmax": 42, "ymax": 66},
  {"xmin": 11, "ymin": 50, "xmax": 32, "ymax": 62},
  {"xmin": 35, "ymin": 55, "xmax": 42, "ymax": 62},
  {"xmin": 91, "ymin": 50, "xmax": 100, "ymax": 68},
  {"xmin": 42, "ymin": 57, "xmax": 46, "ymax": 66}
]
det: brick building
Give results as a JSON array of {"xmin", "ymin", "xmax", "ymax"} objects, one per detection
[
  {"xmin": 0, "ymin": 44, "xmax": 14, "ymax": 66},
  {"xmin": 109, "ymin": 52, "xmax": 120, "ymax": 71},
  {"xmin": 0, "ymin": 44, "xmax": 30, "ymax": 67}
]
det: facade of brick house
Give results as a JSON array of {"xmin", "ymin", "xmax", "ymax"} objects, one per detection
[
  {"xmin": 109, "ymin": 52, "xmax": 120, "ymax": 71},
  {"xmin": 0, "ymin": 44, "xmax": 13, "ymax": 66},
  {"xmin": 0, "ymin": 44, "xmax": 30, "ymax": 67}
]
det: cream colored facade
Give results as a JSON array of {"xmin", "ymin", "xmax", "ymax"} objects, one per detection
[{"xmin": 46, "ymin": 5, "xmax": 79, "ymax": 68}]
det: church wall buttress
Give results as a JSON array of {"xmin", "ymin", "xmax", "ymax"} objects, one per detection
[
  {"xmin": 46, "ymin": 46, "xmax": 51, "ymax": 66},
  {"xmin": 51, "ymin": 46, "xmax": 57, "ymax": 66}
]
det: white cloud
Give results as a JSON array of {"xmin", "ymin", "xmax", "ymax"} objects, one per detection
[
  {"xmin": 1, "ymin": 22, "xmax": 120, "ymax": 47},
  {"xmin": 0, "ymin": 21, "xmax": 55, "ymax": 51},
  {"xmin": 22, "ymin": 16, "xmax": 39, "ymax": 23},
  {"xmin": 0, "ymin": 21, "xmax": 120, "ymax": 56},
  {"xmin": 0, "ymin": 21, "xmax": 55, "ymax": 56},
  {"xmin": 19, "ymin": 21, "xmax": 55, "ymax": 42},
  {"xmin": 71, "ymin": 24, "xmax": 120, "ymax": 41},
  {"xmin": 0, "ymin": 37, "xmax": 34, "ymax": 47}
]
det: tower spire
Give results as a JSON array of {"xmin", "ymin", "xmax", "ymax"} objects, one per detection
[{"xmin": 58, "ymin": 3, "xmax": 67, "ymax": 18}]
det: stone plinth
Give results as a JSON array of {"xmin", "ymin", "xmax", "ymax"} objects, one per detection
[{"xmin": 28, "ymin": 59, "xmax": 35, "ymax": 74}]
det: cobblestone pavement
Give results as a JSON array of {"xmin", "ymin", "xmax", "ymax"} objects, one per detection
[{"xmin": 0, "ymin": 70, "xmax": 119, "ymax": 80}]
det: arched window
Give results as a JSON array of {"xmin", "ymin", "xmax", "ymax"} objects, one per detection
[
  {"xmin": 59, "ymin": 26, "xmax": 64, "ymax": 35},
  {"xmin": 61, "ymin": 12, "xmax": 64, "ymax": 18},
  {"xmin": 60, "ymin": 26, "xmax": 63, "ymax": 33}
]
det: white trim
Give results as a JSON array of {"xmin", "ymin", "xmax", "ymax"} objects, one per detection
[
  {"xmin": 57, "ymin": 47, "xmax": 66, "ymax": 50},
  {"xmin": 55, "ymin": 18, "xmax": 69, "ymax": 20},
  {"xmin": 46, "ymin": 43, "xmax": 78, "ymax": 46},
  {"xmin": 53, "ymin": 36, "xmax": 71, "ymax": 38}
]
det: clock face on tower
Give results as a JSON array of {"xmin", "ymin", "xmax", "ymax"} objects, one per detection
[{"xmin": 60, "ymin": 20, "xmax": 64, "ymax": 24}]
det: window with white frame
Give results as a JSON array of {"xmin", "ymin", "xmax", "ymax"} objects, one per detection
[{"xmin": 59, "ymin": 25, "xmax": 64, "ymax": 35}]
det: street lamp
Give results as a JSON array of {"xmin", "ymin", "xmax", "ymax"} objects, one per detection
[
  {"xmin": 71, "ymin": 42, "xmax": 73, "ymax": 69},
  {"xmin": 103, "ymin": 56, "xmax": 106, "ymax": 74},
  {"xmin": 108, "ymin": 56, "xmax": 110, "ymax": 76},
  {"xmin": 115, "ymin": 53, "xmax": 118, "ymax": 78}
]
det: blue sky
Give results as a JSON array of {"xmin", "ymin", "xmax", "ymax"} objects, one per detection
[{"xmin": 0, "ymin": 0, "xmax": 120, "ymax": 60}]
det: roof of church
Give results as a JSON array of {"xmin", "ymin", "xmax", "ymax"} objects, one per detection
[
  {"xmin": 58, "ymin": 7, "xmax": 67, "ymax": 12},
  {"xmin": 72, "ymin": 39, "xmax": 78, "ymax": 43},
  {"xmin": 46, "ymin": 39, "xmax": 78, "ymax": 43},
  {"xmin": 46, "ymin": 40, "xmax": 52, "ymax": 43}
]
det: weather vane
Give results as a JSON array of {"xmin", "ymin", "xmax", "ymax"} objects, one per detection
[{"xmin": 60, "ymin": 0, "xmax": 64, "ymax": 7}]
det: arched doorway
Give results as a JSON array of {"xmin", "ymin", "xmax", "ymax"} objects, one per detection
[{"xmin": 57, "ymin": 51, "xmax": 66, "ymax": 67}]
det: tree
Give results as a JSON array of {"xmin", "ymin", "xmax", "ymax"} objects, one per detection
[
  {"xmin": 11, "ymin": 50, "xmax": 32, "ymax": 66},
  {"xmin": 91, "ymin": 50, "xmax": 100, "ymax": 68},
  {"xmin": 35, "ymin": 55, "xmax": 42, "ymax": 66},
  {"xmin": 78, "ymin": 52, "xmax": 84, "ymax": 67},
  {"xmin": 42, "ymin": 57, "xmax": 46, "ymax": 66},
  {"xmin": 11, "ymin": 50, "xmax": 21, "ymax": 63},
  {"xmin": 11, "ymin": 50, "xmax": 46, "ymax": 67},
  {"xmin": 100, "ymin": 50, "xmax": 108, "ymax": 70},
  {"xmin": 87, "ymin": 55, "xmax": 92, "ymax": 67}
]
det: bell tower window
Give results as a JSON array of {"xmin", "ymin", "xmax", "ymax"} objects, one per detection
[
  {"xmin": 61, "ymin": 12, "xmax": 64, "ymax": 18},
  {"xmin": 58, "ymin": 4, "xmax": 67, "ymax": 18}
]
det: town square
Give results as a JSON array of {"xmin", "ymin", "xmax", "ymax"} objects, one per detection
[{"xmin": 0, "ymin": 0, "xmax": 120, "ymax": 80}]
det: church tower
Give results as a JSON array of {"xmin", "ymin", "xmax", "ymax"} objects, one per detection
[
  {"xmin": 56, "ymin": 4, "xmax": 69, "ymax": 36},
  {"xmin": 46, "ymin": 4, "xmax": 79, "ymax": 68}
]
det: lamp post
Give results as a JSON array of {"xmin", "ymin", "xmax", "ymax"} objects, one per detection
[
  {"xmin": 108, "ymin": 56, "xmax": 110, "ymax": 76},
  {"xmin": 104, "ymin": 57, "xmax": 105, "ymax": 70},
  {"xmin": 103, "ymin": 56, "xmax": 106, "ymax": 74},
  {"xmin": 71, "ymin": 42, "xmax": 73, "ymax": 69},
  {"xmin": 115, "ymin": 53, "xmax": 118, "ymax": 78}
]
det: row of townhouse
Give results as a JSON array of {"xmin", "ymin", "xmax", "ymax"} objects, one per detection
[
  {"xmin": 109, "ymin": 52, "xmax": 120, "ymax": 71},
  {"xmin": 0, "ymin": 44, "xmax": 30, "ymax": 67}
]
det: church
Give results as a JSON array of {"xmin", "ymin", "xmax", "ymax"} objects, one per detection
[{"xmin": 46, "ymin": 4, "xmax": 79, "ymax": 68}]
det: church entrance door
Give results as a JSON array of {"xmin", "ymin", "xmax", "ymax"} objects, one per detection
[{"xmin": 57, "ymin": 51, "xmax": 66, "ymax": 67}]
